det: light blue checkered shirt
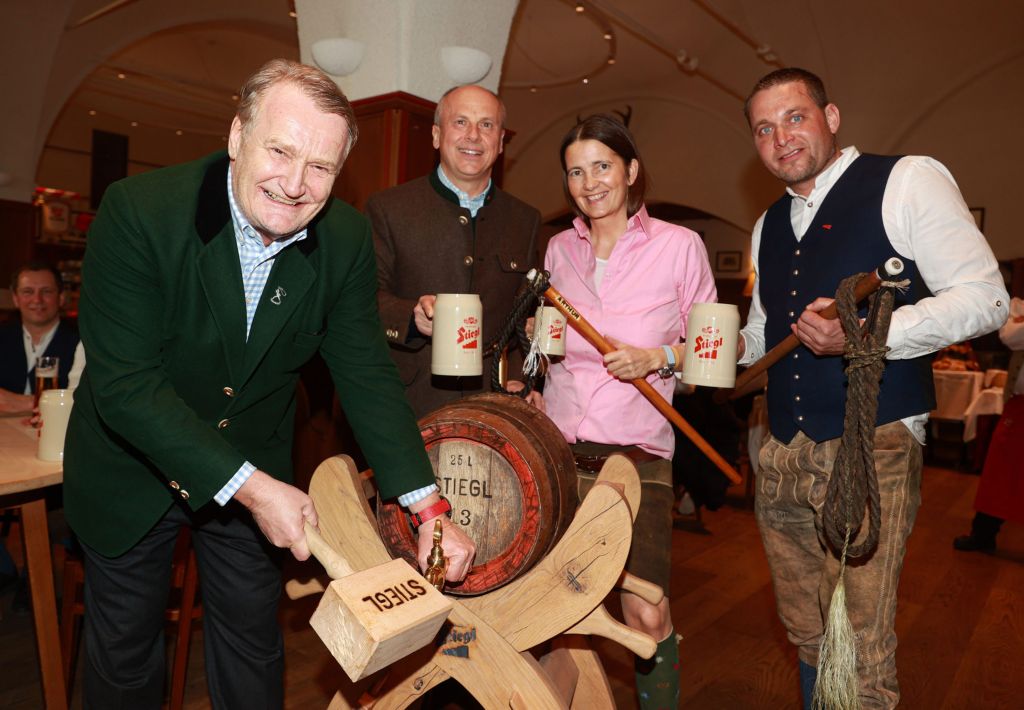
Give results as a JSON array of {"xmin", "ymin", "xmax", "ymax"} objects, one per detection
[
  {"xmin": 437, "ymin": 166, "xmax": 490, "ymax": 217},
  {"xmin": 214, "ymin": 167, "xmax": 308, "ymax": 505}
]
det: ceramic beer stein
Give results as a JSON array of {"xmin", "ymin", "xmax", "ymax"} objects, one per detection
[
  {"xmin": 533, "ymin": 305, "xmax": 567, "ymax": 356},
  {"xmin": 680, "ymin": 303, "xmax": 740, "ymax": 388},
  {"xmin": 431, "ymin": 294, "xmax": 483, "ymax": 376}
]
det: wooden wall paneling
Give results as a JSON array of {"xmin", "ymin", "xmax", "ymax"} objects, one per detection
[
  {"xmin": 0, "ymin": 198, "xmax": 37, "ymax": 287},
  {"xmin": 334, "ymin": 92, "xmax": 438, "ymax": 211}
]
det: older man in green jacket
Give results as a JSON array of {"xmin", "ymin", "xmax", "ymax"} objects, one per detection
[{"xmin": 64, "ymin": 59, "xmax": 473, "ymax": 709}]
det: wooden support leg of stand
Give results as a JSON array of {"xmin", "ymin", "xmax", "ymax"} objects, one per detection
[
  {"xmin": 556, "ymin": 636, "xmax": 617, "ymax": 710},
  {"xmin": 538, "ymin": 646, "xmax": 581, "ymax": 704},
  {"xmin": 435, "ymin": 603, "xmax": 566, "ymax": 709},
  {"xmin": 305, "ymin": 455, "xmax": 644, "ymax": 709}
]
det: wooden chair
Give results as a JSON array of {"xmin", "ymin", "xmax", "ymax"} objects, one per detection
[{"xmin": 59, "ymin": 527, "xmax": 202, "ymax": 708}]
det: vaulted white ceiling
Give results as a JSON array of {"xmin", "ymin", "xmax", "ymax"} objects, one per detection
[{"xmin": 15, "ymin": 0, "xmax": 1024, "ymax": 257}]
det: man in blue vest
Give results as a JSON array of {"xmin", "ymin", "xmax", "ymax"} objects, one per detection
[
  {"xmin": 737, "ymin": 68, "xmax": 1007, "ymax": 709},
  {"xmin": 0, "ymin": 261, "xmax": 81, "ymax": 414}
]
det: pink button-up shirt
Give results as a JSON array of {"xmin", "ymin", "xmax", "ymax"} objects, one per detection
[{"xmin": 543, "ymin": 206, "xmax": 717, "ymax": 458}]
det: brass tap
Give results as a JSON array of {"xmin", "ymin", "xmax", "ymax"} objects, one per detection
[{"xmin": 424, "ymin": 518, "xmax": 447, "ymax": 592}]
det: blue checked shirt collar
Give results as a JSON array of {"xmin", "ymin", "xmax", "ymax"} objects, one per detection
[
  {"xmin": 226, "ymin": 166, "xmax": 307, "ymax": 339},
  {"xmin": 436, "ymin": 165, "xmax": 490, "ymax": 218}
]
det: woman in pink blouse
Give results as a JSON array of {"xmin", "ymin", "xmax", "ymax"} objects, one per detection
[{"xmin": 540, "ymin": 114, "xmax": 717, "ymax": 709}]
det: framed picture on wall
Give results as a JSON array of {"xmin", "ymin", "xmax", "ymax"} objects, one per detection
[
  {"xmin": 716, "ymin": 250, "xmax": 742, "ymax": 273},
  {"xmin": 969, "ymin": 207, "xmax": 985, "ymax": 231}
]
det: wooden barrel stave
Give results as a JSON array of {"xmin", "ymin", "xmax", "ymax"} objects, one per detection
[
  {"xmin": 376, "ymin": 394, "xmax": 576, "ymax": 596},
  {"xmin": 462, "ymin": 393, "xmax": 577, "ymax": 557}
]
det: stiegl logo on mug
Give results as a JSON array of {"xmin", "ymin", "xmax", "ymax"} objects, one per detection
[
  {"xmin": 456, "ymin": 317, "xmax": 480, "ymax": 350},
  {"xmin": 681, "ymin": 303, "xmax": 739, "ymax": 388}
]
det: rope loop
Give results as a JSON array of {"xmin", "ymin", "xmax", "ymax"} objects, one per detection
[
  {"xmin": 820, "ymin": 271, "xmax": 900, "ymax": 558},
  {"xmin": 485, "ymin": 272, "xmax": 550, "ymax": 397}
]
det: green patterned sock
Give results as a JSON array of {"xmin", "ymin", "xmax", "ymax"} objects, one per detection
[{"xmin": 635, "ymin": 630, "xmax": 680, "ymax": 710}]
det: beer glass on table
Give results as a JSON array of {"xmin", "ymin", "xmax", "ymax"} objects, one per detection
[{"xmin": 34, "ymin": 355, "xmax": 59, "ymax": 407}]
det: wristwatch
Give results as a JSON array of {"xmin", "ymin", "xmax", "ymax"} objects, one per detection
[
  {"xmin": 657, "ymin": 345, "xmax": 676, "ymax": 379},
  {"xmin": 408, "ymin": 496, "xmax": 452, "ymax": 527}
]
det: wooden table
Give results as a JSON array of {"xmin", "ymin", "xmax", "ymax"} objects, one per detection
[{"xmin": 0, "ymin": 416, "xmax": 66, "ymax": 709}]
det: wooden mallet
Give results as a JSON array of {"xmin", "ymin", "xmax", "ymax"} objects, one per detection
[{"xmin": 303, "ymin": 522, "xmax": 453, "ymax": 682}]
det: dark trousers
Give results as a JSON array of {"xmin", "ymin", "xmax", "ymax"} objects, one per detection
[
  {"xmin": 971, "ymin": 511, "xmax": 1004, "ymax": 539},
  {"xmin": 80, "ymin": 502, "xmax": 284, "ymax": 710}
]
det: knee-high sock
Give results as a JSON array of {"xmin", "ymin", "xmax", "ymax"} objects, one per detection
[{"xmin": 636, "ymin": 630, "xmax": 680, "ymax": 710}]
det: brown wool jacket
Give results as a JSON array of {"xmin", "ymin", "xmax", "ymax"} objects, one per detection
[{"xmin": 367, "ymin": 172, "xmax": 540, "ymax": 418}]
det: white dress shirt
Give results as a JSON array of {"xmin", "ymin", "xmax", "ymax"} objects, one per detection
[
  {"xmin": 21, "ymin": 322, "xmax": 86, "ymax": 393},
  {"xmin": 740, "ymin": 146, "xmax": 1009, "ymax": 442}
]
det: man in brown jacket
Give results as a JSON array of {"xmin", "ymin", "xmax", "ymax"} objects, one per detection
[{"xmin": 368, "ymin": 85, "xmax": 539, "ymax": 418}]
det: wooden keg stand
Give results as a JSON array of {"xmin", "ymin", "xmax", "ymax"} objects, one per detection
[{"xmin": 291, "ymin": 453, "xmax": 660, "ymax": 709}]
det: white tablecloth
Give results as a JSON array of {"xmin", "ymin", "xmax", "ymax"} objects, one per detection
[
  {"xmin": 963, "ymin": 387, "xmax": 1005, "ymax": 442},
  {"xmin": 931, "ymin": 370, "xmax": 984, "ymax": 421}
]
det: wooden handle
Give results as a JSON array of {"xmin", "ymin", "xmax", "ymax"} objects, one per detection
[
  {"xmin": 567, "ymin": 604, "xmax": 657, "ymax": 659},
  {"xmin": 305, "ymin": 522, "xmax": 354, "ymax": 579},
  {"xmin": 730, "ymin": 257, "xmax": 904, "ymax": 399},
  {"xmin": 285, "ymin": 576, "xmax": 326, "ymax": 600},
  {"xmin": 541, "ymin": 282, "xmax": 742, "ymax": 486},
  {"xmin": 618, "ymin": 571, "xmax": 665, "ymax": 606}
]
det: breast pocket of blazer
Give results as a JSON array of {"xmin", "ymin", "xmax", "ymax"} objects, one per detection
[{"xmin": 282, "ymin": 330, "xmax": 326, "ymax": 371}]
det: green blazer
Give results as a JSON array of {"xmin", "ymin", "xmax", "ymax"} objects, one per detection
[{"xmin": 64, "ymin": 152, "xmax": 434, "ymax": 557}]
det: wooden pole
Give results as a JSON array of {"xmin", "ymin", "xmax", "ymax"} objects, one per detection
[
  {"xmin": 728, "ymin": 257, "xmax": 905, "ymax": 400},
  {"xmin": 528, "ymin": 271, "xmax": 743, "ymax": 486}
]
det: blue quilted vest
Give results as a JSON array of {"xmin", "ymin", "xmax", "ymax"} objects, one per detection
[
  {"xmin": 0, "ymin": 319, "xmax": 79, "ymax": 394},
  {"xmin": 759, "ymin": 154, "xmax": 935, "ymax": 443}
]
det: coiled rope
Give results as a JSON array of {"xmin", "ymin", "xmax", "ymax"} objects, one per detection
[
  {"xmin": 813, "ymin": 270, "xmax": 907, "ymax": 710},
  {"xmin": 485, "ymin": 276, "xmax": 548, "ymax": 397}
]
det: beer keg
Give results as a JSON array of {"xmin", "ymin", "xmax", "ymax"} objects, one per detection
[{"xmin": 376, "ymin": 393, "xmax": 577, "ymax": 595}]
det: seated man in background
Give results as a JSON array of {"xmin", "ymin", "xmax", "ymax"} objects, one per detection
[
  {"xmin": 0, "ymin": 260, "xmax": 83, "ymax": 607},
  {"xmin": 0, "ymin": 261, "xmax": 82, "ymax": 414}
]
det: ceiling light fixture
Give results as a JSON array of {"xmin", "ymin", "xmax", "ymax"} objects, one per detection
[
  {"xmin": 440, "ymin": 46, "xmax": 493, "ymax": 84},
  {"xmin": 755, "ymin": 44, "xmax": 778, "ymax": 63},
  {"xmin": 311, "ymin": 37, "xmax": 366, "ymax": 77},
  {"xmin": 675, "ymin": 50, "xmax": 699, "ymax": 72},
  {"xmin": 575, "ymin": 3, "xmax": 585, "ymax": 12}
]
